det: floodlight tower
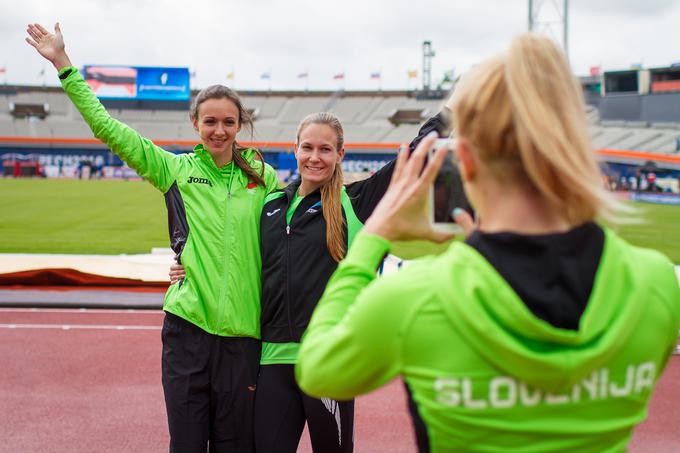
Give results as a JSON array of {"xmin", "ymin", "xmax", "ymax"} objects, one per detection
[
  {"xmin": 422, "ymin": 40, "xmax": 435, "ymax": 91},
  {"xmin": 528, "ymin": 0, "xmax": 569, "ymax": 59}
]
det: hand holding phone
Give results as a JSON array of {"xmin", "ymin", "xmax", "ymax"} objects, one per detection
[{"xmin": 429, "ymin": 139, "xmax": 474, "ymax": 233}]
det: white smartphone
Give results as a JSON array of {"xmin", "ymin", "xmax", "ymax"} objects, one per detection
[{"xmin": 428, "ymin": 139, "xmax": 474, "ymax": 233}]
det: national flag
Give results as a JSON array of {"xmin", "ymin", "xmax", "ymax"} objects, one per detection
[
  {"xmin": 260, "ymin": 72, "xmax": 271, "ymax": 80},
  {"xmin": 589, "ymin": 66, "xmax": 601, "ymax": 76},
  {"xmin": 333, "ymin": 72, "xmax": 345, "ymax": 80},
  {"xmin": 298, "ymin": 71, "xmax": 309, "ymax": 79},
  {"xmin": 226, "ymin": 72, "xmax": 234, "ymax": 80},
  {"xmin": 0, "ymin": 67, "xmax": 6, "ymax": 74},
  {"xmin": 370, "ymin": 72, "xmax": 381, "ymax": 80},
  {"xmin": 407, "ymin": 70, "xmax": 418, "ymax": 79}
]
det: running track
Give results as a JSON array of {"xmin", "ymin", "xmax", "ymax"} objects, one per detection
[{"xmin": 0, "ymin": 307, "xmax": 678, "ymax": 452}]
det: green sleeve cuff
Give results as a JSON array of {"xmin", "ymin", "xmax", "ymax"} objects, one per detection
[
  {"xmin": 58, "ymin": 65, "xmax": 78, "ymax": 82},
  {"xmin": 344, "ymin": 232, "xmax": 391, "ymax": 271}
]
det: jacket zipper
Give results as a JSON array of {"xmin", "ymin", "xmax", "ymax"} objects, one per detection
[
  {"xmin": 285, "ymin": 196, "xmax": 295, "ymax": 340},
  {"xmin": 217, "ymin": 166, "xmax": 235, "ymax": 331}
]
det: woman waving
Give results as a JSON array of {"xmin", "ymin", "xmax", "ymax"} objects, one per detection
[{"xmin": 27, "ymin": 23, "xmax": 278, "ymax": 452}]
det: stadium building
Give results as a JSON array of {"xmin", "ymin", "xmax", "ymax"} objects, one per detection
[{"xmin": 1, "ymin": 64, "xmax": 680, "ymax": 195}]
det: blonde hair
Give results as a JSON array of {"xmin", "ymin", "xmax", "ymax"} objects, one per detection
[
  {"xmin": 296, "ymin": 112, "xmax": 346, "ymax": 262},
  {"xmin": 452, "ymin": 33, "xmax": 619, "ymax": 225}
]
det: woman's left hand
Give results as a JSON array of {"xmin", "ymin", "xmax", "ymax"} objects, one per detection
[
  {"xmin": 363, "ymin": 133, "xmax": 457, "ymax": 243},
  {"xmin": 169, "ymin": 259, "xmax": 186, "ymax": 285}
]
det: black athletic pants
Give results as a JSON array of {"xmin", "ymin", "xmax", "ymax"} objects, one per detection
[
  {"xmin": 161, "ymin": 312, "xmax": 260, "ymax": 453},
  {"xmin": 254, "ymin": 364, "xmax": 354, "ymax": 453}
]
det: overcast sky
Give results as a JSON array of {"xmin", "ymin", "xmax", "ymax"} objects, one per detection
[{"xmin": 2, "ymin": 0, "xmax": 680, "ymax": 91}]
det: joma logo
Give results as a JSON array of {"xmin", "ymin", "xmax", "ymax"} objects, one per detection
[{"xmin": 187, "ymin": 176, "xmax": 212, "ymax": 187}]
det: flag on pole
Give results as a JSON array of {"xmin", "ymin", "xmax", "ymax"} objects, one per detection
[
  {"xmin": 0, "ymin": 67, "xmax": 6, "ymax": 74},
  {"xmin": 226, "ymin": 72, "xmax": 234, "ymax": 80},
  {"xmin": 589, "ymin": 66, "xmax": 601, "ymax": 76},
  {"xmin": 260, "ymin": 72, "xmax": 271, "ymax": 80},
  {"xmin": 298, "ymin": 71, "xmax": 309, "ymax": 79},
  {"xmin": 407, "ymin": 70, "xmax": 418, "ymax": 79},
  {"xmin": 333, "ymin": 72, "xmax": 345, "ymax": 80},
  {"xmin": 370, "ymin": 72, "xmax": 381, "ymax": 80}
]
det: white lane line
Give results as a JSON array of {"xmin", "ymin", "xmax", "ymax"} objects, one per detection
[
  {"xmin": 0, "ymin": 308, "xmax": 163, "ymax": 314},
  {"xmin": 0, "ymin": 323, "xmax": 161, "ymax": 331}
]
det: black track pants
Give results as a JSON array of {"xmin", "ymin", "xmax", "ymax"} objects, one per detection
[
  {"xmin": 254, "ymin": 364, "xmax": 354, "ymax": 453},
  {"xmin": 161, "ymin": 312, "xmax": 260, "ymax": 453}
]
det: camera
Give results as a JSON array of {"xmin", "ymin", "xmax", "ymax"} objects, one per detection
[{"xmin": 428, "ymin": 139, "xmax": 474, "ymax": 233}]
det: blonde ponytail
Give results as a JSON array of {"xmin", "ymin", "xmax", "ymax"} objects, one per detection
[
  {"xmin": 453, "ymin": 33, "xmax": 621, "ymax": 225},
  {"xmin": 321, "ymin": 163, "xmax": 346, "ymax": 262}
]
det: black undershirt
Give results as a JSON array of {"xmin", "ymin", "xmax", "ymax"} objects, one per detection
[{"xmin": 465, "ymin": 222, "xmax": 605, "ymax": 330}]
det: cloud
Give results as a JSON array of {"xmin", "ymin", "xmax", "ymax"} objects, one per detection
[
  {"xmin": 3, "ymin": 0, "xmax": 680, "ymax": 90},
  {"xmin": 572, "ymin": 0, "xmax": 678, "ymax": 16}
]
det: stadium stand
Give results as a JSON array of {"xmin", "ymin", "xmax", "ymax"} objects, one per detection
[
  {"xmin": 615, "ymin": 129, "xmax": 667, "ymax": 151},
  {"xmin": 278, "ymin": 97, "xmax": 329, "ymax": 124},
  {"xmin": 44, "ymin": 92, "xmax": 71, "ymax": 115},
  {"xmin": 0, "ymin": 87, "xmax": 674, "ymax": 149},
  {"xmin": 243, "ymin": 95, "xmax": 288, "ymax": 120},
  {"xmin": 49, "ymin": 120, "xmax": 93, "ymax": 139},
  {"xmin": 0, "ymin": 119, "xmax": 14, "ymax": 135},
  {"xmin": 0, "ymin": 97, "xmax": 10, "ymax": 113},
  {"xmin": 331, "ymin": 96, "xmax": 383, "ymax": 124},
  {"xmin": 644, "ymin": 127, "xmax": 680, "ymax": 153},
  {"xmin": 591, "ymin": 127, "xmax": 634, "ymax": 149},
  {"xmin": 2, "ymin": 68, "xmax": 680, "ymax": 188},
  {"xmin": 380, "ymin": 124, "xmax": 421, "ymax": 143},
  {"xmin": 177, "ymin": 123, "xmax": 197, "ymax": 141},
  {"xmin": 12, "ymin": 91, "xmax": 652, "ymax": 152}
]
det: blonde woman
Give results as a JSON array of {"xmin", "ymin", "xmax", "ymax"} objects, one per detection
[{"xmin": 296, "ymin": 34, "xmax": 680, "ymax": 452}]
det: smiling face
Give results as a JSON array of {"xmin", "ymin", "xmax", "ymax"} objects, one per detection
[
  {"xmin": 192, "ymin": 97, "xmax": 241, "ymax": 157},
  {"xmin": 295, "ymin": 123, "xmax": 345, "ymax": 193}
]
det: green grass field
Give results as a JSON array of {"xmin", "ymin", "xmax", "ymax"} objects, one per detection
[
  {"xmin": 1, "ymin": 178, "xmax": 679, "ymax": 263},
  {"xmin": 0, "ymin": 179, "xmax": 168, "ymax": 254}
]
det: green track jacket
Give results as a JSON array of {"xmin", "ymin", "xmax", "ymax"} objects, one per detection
[
  {"xmin": 60, "ymin": 67, "xmax": 279, "ymax": 337},
  {"xmin": 296, "ymin": 230, "xmax": 680, "ymax": 452}
]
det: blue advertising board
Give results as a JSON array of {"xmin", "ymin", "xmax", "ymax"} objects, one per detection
[{"xmin": 83, "ymin": 65, "xmax": 190, "ymax": 101}]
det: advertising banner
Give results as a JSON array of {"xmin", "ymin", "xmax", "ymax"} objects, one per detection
[{"xmin": 83, "ymin": 65, "xmax": 190, "ymax": 101}]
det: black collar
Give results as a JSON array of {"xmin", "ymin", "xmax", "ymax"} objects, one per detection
[{"xmin": 283, "ymin": 179, "xmax": 322, "ymax": 201}]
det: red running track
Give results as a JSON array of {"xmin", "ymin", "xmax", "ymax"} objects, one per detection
[{"xmin": 0, "ymin": 308, "xmax": 678, "ymax": 452}]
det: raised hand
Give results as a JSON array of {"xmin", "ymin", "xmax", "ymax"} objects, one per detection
[{"xmin": 25, "ymin": 22, "xmax": 71, "ymax": 70}]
